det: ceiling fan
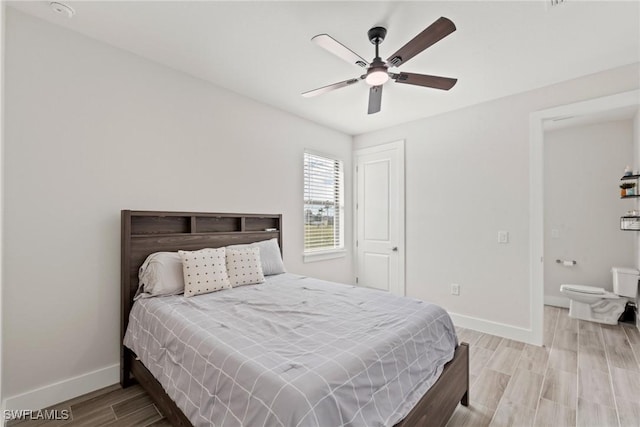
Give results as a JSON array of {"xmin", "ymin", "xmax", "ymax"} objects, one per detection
[{"xmin": 302, "ymin": 17, "xmax": 458, "ymax": 114}]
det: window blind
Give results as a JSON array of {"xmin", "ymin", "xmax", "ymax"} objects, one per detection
[{"xmin": 304, "ymin": 152, "xmax": 344, "ymax": 252}]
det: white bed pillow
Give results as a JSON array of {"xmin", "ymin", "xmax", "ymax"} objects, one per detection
[
  {"xmin": 226, "ymin": 247, "xmax": 265, "ymax": 287},
  {"xmin": 226, "ymin": 238, "xmax": 285, "ymax": 276},
  {"xmin": 136, "ymin": 252, "xmax": 184, "ymax": 299},
  {"xmin": 178, "ymin": 247, "xmax": 231, "ymax": 297}
]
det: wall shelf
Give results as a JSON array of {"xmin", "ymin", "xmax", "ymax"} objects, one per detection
[
  {"xmin": 621, "ymin": 174, "xmax": 640, "ymax": 181},
  {"xmin": 620, "ymin": 174, "xmax": 639, "ymax": 228},
  {"xmin": 620, "ymin": 174, "xmax": 639, "ymax": 198}
]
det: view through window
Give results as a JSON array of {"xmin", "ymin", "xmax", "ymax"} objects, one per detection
[{"xmin": 303, "ymin": 152, "xmax": 344, "ymax": 252}]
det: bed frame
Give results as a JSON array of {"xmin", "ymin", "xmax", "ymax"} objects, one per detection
[{"xmin": 121, "ymin": 210, "xmax": 469, "ymax": 427}]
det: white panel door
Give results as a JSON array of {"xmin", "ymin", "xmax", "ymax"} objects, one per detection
[{"xmin": 355, "ymin": 141, "xmax": 405, "ymax": 296}]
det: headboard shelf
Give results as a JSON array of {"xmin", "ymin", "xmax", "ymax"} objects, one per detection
[
  {"xmin": 129, "ymin": 211, "xmax": 281, "ymax": 235},
  {"xmin": 130, "ymin": 230, "xmax": 280, "ymax": 238}
]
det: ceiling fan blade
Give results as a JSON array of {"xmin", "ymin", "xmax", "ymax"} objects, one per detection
[
  {"xmin": 312, "ymin": 34, "xmax": 369, "ymax": 68},
  {"xmin": 301, "ymin": 77, "xmax": 361, "ymax": 98},
  {"xmin": 387, "ymin": 17, "xmax": 456, "ymax": 67},
  {"xmin": 392, "ymin": 72, "xmax": 457, "ymax": 90},
  {"xmin": 368, "ymin": 85, "xmax": 383, "ymax": 114}
]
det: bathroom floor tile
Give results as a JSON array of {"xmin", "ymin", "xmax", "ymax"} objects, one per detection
[
  {"xmin": 576, "ymin": 399, "xmax": 619, "ymax": 427},
  {"xmin": 579, "ymin": 330, "xmax": 605, "ymax": 351},
  {"xmin": 547, "ymin": 348, "xmax": 577, "ymax": 373},
  {"xmin": 578, "ymin": 346, "xmax": 609, "ymax": 373},
  {"xmin": 616, "ymin": 397, "xmax": 640, "ymax": 427},
  {"xmin": 601, "ymin": 325, "xmax": 640, "ymax": 372},
  {"xmin": 552, "ymin": 330, "xmax": 577, "ymax": 352},
  {"xmin": 610, "ymin": 366, "xmax": 640, "ymax": 399},
  {"xmin": 555, "ymin": 314, "xmax": 579, "ymax": 333}
]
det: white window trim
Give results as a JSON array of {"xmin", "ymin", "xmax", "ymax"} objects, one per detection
[{"xmin": 303, "ymin": 249, "xmax": 347, "ymax": 263}]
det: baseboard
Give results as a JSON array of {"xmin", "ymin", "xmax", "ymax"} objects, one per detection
[
  {"xmin": 544, "ymin": 295, "xmax": 570, "ymax": 308},
  {"xmin": 448, "ymin": 312, "xmax": 534, "ymax": 345},
  {"xmin": 2, "ymin": 364, "xmax": 119, "ymax": 412}
]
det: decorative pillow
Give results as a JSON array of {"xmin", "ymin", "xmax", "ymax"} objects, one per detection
[
  {"xmin": 178, "ymin": 247, "xmax": 230, "ymax": 297},
  {"xmin": 226, "ymin": 238, "xmax": 286, "ymax": 276},
  {"xmin": 226, "ymin": 247, "xmax": 265, "ymax": 287},
  {"xmin": 136, "ymin": 252, "xmax": 184, "ymax": 299}
]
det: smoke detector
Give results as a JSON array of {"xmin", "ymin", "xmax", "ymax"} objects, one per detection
[{"xmin": 49, "ymin": 2, "xmax": 75, "ymax": 18}]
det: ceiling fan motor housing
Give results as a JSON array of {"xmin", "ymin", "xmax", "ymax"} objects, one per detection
[{"xmin": 367, "ymin": 27, "xmax": 387, "ymax": 45}]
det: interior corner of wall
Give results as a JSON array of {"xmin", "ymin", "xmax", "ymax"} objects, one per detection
[{"xmin": 0, "ymin": 0, "xmax": 6, "ymax": 411}]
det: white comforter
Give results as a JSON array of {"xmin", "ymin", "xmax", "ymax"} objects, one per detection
[{"xmin": 124, "ymin": 273, "xmax": 457, "ymax": 427}]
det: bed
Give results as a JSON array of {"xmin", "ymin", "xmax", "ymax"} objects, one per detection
[{"xmin": 121, "ymin": 210, "xmax": 469, "ymax": 426}]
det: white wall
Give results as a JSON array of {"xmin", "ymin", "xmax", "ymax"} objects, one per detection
[
  {"xmin": 354, "ymin": 63, "xmax": 640, "ymax": 338},
  {"xmin": 543, "ymin": 120, "xmax": 635, "ymax": 306},
  {"xmin": 2, "ymin": 9, "xmax": 352, "ymax": 406},
  {"xmin": 0, "ymin": 0, "xmax": 5, "ymax": 408}
]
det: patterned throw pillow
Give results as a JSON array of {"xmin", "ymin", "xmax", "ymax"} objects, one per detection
[
  {"xmin": 178, "ymin": 247, "xmax": 230, "ymax": 297},
  {"xmin": 226, "ymin": 238, "xmax": 286, "ymax": 276},
  {"xmin": 226, "ymin": 247, "xmax": 265, "ymax": 287}
]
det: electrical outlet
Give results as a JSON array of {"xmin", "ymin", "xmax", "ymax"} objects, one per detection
[{"xmin": 451, "ymin": 284, "xmax": 460, "ymax": 296}]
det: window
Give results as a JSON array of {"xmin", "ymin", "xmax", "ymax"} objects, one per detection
[{"xmin": 304, "ymin": 151, "xmax": 344, "ymax": 256}]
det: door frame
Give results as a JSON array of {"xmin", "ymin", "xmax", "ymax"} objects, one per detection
[
  {"xmin": 530, "ymin": 89, "xmax": 640, "ymax": 345},
  {"xmin": 353, "ymin": 140, "xmax": 406, "ymax": 295}
]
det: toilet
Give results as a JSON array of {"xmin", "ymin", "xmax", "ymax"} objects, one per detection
[{"xmin": 559, "ymin": 267, "xmax": 639, "ymax": 325}]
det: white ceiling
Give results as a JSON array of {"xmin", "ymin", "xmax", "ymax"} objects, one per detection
[{"xmin": 8, "ymin": 1, "xmax": 640, "ymax": 135}]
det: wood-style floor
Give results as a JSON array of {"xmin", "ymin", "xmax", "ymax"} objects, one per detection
[
  {"xmin": 8, "ymin": 306, "xmax": 640, "ymax": 427},
  {"xmin": 447, "ymin": 306, "xmax": 640, "ymax": 427}
]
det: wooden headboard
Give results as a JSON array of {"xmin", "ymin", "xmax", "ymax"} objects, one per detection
[{"xmin": 120, "ymin": 210, "xmax": 282, "ymax": 385}]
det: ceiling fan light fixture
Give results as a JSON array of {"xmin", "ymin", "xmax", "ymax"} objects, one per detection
[{"xmin": 365, "ymin": 67, "xmax": 389, "ymax": 86}]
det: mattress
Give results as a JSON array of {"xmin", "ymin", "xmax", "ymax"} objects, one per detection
[{"xmin": 124, "ymin": 273, "xmax": 457, "ymax": 427}]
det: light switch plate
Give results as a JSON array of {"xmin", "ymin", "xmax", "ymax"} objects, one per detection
[{"xmin": 498, "ymin": 231, "xmax": 509, "ymax": 244}]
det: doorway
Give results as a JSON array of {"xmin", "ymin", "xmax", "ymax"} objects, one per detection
[
  {"xmin": 530, "ymin": 89, "xmax": 640, "ymax": 345},
  {"xmin": 543, "ymin": 114, "xmax": 636, "ymax": 309},
  {"xmin": 354, "ymin": 141, "xmax": 405, "ymax": 296}
]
